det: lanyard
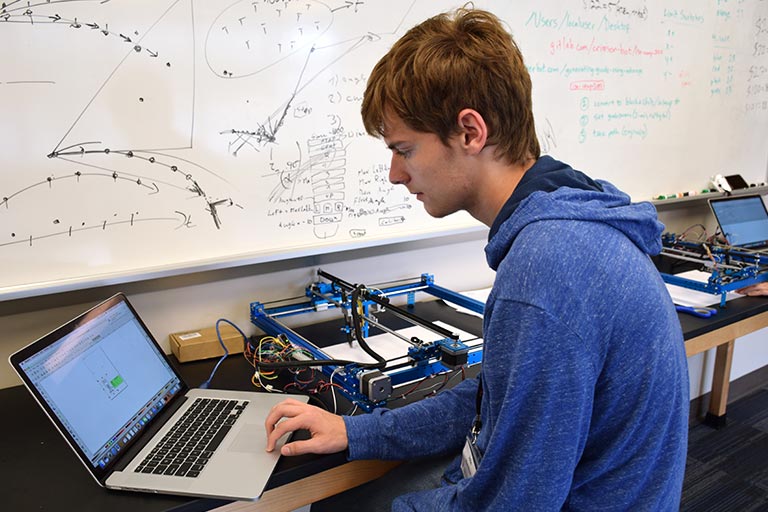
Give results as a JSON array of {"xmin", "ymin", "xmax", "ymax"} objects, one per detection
[
  {"xmin": 471, "ymin": 376, "xmax": 483, "ymax": 441},
  {"xmin": 461, "ymin": 376, "xmax": 485, "ymax": 479}
]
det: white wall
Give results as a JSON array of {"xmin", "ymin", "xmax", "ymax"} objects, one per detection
[{"xmin": 3, "ymin": 206, "xmax": 767, "ymax": 400}]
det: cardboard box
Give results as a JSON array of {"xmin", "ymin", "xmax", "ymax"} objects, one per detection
[{"xmin": 169, "ymin": 323, "xmax": 245, "ymax": 362}]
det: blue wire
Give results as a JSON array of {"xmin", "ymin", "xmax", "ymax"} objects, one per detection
[{"xmin": 199, "ymin": 318, "xmax": 248, "ymax": 389}]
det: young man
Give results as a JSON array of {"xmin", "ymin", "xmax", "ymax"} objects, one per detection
[{"xmin": 266, "ymin": 8, "xmax": 689, "ymax": 511}]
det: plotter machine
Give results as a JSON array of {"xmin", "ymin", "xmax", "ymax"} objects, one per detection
[
  {"xmin": 250, "ymin": 271, "xmax": 485, "ymax": 411},
  {"xmin": 659, "ymin": 233, "xmax": 768, "ymax": 307}
]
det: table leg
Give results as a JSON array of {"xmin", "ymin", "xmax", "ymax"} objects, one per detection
[{"xmin": 704, "ymin": 339, "xmax": 735, "ymax": 429}]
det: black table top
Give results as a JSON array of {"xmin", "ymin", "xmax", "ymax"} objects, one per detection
[{"xmin": 678, "ymin": 295, "xmax": 768, "ymax": 340}]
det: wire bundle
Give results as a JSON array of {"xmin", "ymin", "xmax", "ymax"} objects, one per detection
[
  {"xmin": 386, "ymin": 367, "xmax": 466, "ymax": 405},
  {"xmin": 245, "ymin": 335, "xmax": 311, "ymax": 389},
  {"xmin": 242, "ymin": 335, "xmax": 348, "ymax": 410}
]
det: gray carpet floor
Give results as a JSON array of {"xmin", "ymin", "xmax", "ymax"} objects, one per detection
[{"xmin": 683, "ymin": 387, "xmax": 768, "ymax": 511}]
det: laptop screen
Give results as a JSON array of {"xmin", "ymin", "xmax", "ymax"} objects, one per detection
[
  {"xmin": 11, "ymin": 294, "xmax": 185, "ymax": 477},
  {"xmin": 710, "ymin": 195, "xmax": 768, "ymax": 247}
]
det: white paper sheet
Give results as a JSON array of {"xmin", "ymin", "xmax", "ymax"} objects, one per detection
[
  {"xmin": 664, "ymin": 270, "xmax": 741, "ymax": 308},
  {"xmin": 447, "ymin": 288, "xmax": 491, "ymax": 318},
  {"xmin": 322, "ymin": 321, "xmax": 481, "ymax": 364}
]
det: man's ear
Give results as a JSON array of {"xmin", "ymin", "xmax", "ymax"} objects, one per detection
[{"xmin": 456, "ymin": 108, "xmax": 488, "ymax": 155}]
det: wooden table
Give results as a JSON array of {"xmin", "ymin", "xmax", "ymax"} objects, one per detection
[{"xmin": 679, "ymin": 297, "xmax": 768, "ymax": 427}]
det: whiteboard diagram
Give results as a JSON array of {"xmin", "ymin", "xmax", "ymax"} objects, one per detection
[
  {"xmin": 1, "ymin": 0, "xmax": 473, "ymax": 298},
  {"xmin": 2, "ymin": 0, "xmax": 768, "ymax": 299}
]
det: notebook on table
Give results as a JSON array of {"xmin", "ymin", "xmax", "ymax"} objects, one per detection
[
  {"xmin": 8, "ymin": 293, "xmax": 307, "ymax": 501},
  {"xmin": 709, "ymin": 194, "xmax": 768, "ymax": 249}
]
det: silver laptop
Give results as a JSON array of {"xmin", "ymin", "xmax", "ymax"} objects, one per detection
[
  {"xmin": 8, "ymin": 293, "xmax": 307, "ymax": 501},
  {"xmin": 709, "ymin": 194, "xmax": 768, "ymax": 248}
]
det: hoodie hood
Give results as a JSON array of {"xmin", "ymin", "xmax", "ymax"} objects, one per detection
[{"xmin": 486, "ymin": 157, "xmax": 664, "ymax": 271}]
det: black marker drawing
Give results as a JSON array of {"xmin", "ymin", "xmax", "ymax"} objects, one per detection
[
  {"xmin": 308, "ymin": 131, "xmax": 346, "ymax": 239},
  {"xmin": 3, "ymin": 0, "xmax": 241, "ymax": 244},
  {"xmin": 204, "ymin": 0, "xmax": 333, "ymax": 79},
  {"xmin": 1, "ymin": 0, "xmax": 474, "ymax": 294},
  {"xmin": 0, "ymin": 0, "xmax": 164, "ymax": 61},
  {"xmin": 0, "ymin": 211, "xmax": 193, "ymax": 248}
]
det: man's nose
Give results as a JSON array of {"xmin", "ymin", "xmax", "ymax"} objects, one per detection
[{"xmin": 389, "ymin": 155, "xmax": 408, "ymax": 185}]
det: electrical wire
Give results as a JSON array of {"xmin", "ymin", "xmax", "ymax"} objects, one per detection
[
  {"xmin": 678, "ymin": 223, "xmax": 708, "ymax": 242},
  {"xmin": 199, "ymin": 318, "xmax": 248, "ymax": 389},
  {"xmin": 329, "ymin": 367, "xmax": 343, "ymax": 414},
  {"xmin": 244, "ymin": 334, "xmax": 307, "ymax": 391},
  {"xmin": 244, "ymin": 334, "xmax": 349, "ymax": 409},
  {"xmin": 348, "ymin": 285, "xmax": 387, "ymax": 369},
  {"xmin": 386, "ymin": 367, "xmax": 467, "ymax": 405}
]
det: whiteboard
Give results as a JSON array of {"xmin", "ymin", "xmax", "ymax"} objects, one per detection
[{"xmin": 2, "ymin": 0, "xmax": 768, "ymax": 300}]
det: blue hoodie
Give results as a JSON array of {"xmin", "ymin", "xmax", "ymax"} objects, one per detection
[{"xmin": 344, "ymin": 156, "xmax": 689, "ymax": 511}]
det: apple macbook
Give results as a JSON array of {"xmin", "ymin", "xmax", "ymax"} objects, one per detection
[
  {"xmin": 709, "ymin": 194, "xmax": 768, "ymax": 249},
  {"xmin": 9, "ymin": 293, "xmax": 307, "ymax": 501}
]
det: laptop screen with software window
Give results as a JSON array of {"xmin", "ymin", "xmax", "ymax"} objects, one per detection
[
  {"xmin": 11, "ymin": 293, "xmax": 306, "ymax": 501},
  {"xmin": 15, "ymin": 296, "xmax": 184, "ymax": 473},
  {"xmin": 709, "ymin": 195, "xmax": 768, "ymax": 247}
]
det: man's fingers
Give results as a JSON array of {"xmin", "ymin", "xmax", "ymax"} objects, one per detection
[
  {"xmin": 265, "ymin": 415, "xmax": 304, "ymax": 452},
  {"xmin": 265, "ymin": 398, "xmax": 310, "ymax": 433},
  {"xmin": 281, "ymin": 438, "xmax": 317, "ymax": 456},
  {"xmin": 263, "ymin": 398, "xmax": 349, "ymax": 456}
]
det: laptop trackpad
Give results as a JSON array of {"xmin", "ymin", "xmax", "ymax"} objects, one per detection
[
  {"xmin": 228, "ymin": 423, "xmax": 265, "ymax": 453},
  {"xmin": 228, "ymin": 423, "xmax": 292, "ymax": 454}
]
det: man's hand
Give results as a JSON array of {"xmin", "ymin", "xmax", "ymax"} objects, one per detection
[
  {"xmin": 265, "ymin": 397, "xmax": 349, "ymax": 456},
  {"xmin": 736, "ymin": 282, "xmax": 768, "ymax": 296}
]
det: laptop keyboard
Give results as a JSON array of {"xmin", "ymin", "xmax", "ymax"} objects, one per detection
[{"xmin": 134, "ymin": 397, "xmax": 249, "ymax": 478}]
